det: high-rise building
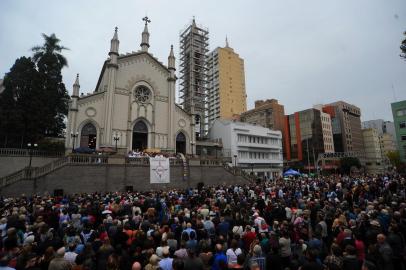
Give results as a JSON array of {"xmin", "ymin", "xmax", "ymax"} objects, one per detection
[
  {"xmin": 323, "ymin": 101, "xmax": 364, "ymax": 154},
  {"xmin": 362, "ymin": 128, "xmax": 385, "ymax": 174},
  {"xmin": 362, "ymin": 119, "xmax": 396, "ymax": 138},
  {"xmin": 179, "ymin": 18, "xmax": 209, "ymax": 140},
  {"xmin": 391, "ymin": 100, "xmax": 406, "ymax": 162},
  {"xmin": 284, "ymin": 108, "xmax": 332, "ymax": 167},
  {"xmin": 207, "ymin": 39, "xmax": 247, "ymax": 125},
  {"xmin": 240, "ymin": 99, "xmax": 286, "ymax": 157}
]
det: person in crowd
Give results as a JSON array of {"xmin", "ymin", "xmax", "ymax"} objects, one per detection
[{"xmin": 0, "ymin": 173, "xmax": 404, "ymax": 270}]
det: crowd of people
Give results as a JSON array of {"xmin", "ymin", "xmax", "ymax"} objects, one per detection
[
  {"xmin": 0, "ymin": 174, "xmax": 405, "ymax": 270},
  {"xmin": 127, "ymin": 150, "xmax": 177, "ymax": 159}
]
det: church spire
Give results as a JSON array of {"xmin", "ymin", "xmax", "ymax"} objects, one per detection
[
  {"xmin": 110, "ymin": 27, "xmax": 119, "ymax": 55},
  {"xmin": 72, "ymin": 73, "xmax": 80, "ymax": 97},
  {"xmin": 225, "ymin": 36, "xmax": 229, "ymax": 47},
  {"xmin": 168, "ymin": 45, "xmax": 176, "ymax": 71},
  {"xmin": 141, "ymin": 16, "xmax": 151, "ymax": 52}
]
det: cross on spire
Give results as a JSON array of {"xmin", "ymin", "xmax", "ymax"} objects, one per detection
[{"xmin": 142, "ymin": 16, "xmax": 151, "ymax": 25}]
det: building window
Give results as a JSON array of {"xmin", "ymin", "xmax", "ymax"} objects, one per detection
[
  {"xmin": 400, "ymin": 121, "xmax": 406, "ymax": 129},
  {"xmin": 397, "ymin": 109, "xmax": 406, "ymax": 116},
  {"xmin": 402, "ymin": 135, "xmax": 406, "ymax": 141}
]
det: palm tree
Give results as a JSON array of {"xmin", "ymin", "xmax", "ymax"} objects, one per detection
[
  {"xmin": 401, "ymin": 31, "xmax": 406, "ymax": 60},
  {"xmin": 31, "ymin": 33, "xmax": 69, "ymax": 67}
]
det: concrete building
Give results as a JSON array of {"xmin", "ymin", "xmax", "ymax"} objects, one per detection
[
  {"xmin": 284, "ymin": 108, "xmax": 332, "ymax": 169},
  {"xmin": 380, "ymin": 133, "xmax": 397, "ymax": 155},
  {"xmin": 362, "ymin": 128, "xmax": 385, "ymax": 174},
  {"xmin": 179, "ymin": 18, "xmax": 209, "ymax": 139},
  {"xmin": 207, "ymin": 39, "xmax": 247, "ymax": 126},
  {"xmin": 323, "ymin": 101, "xmax": 364, "ymax": 154},
  {"xmin": 65, "ymin": 19, "xmax": 195, "ymax": 154},
  {"xmin": 240, "ymin": 99, "xmax": 286, "ymax": 157},
  {"xmin": 362, "ymin": 119, "xmax": 396, "ymax": 143},
  {"xmin": 209, "ymin": 119, "xmax": 283, "ymax": 179},
  {"xmin": 391, "ymin": 100, "xmax": 406, "ymax": 162}
]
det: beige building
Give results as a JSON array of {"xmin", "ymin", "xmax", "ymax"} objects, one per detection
[
  {"xmin": 362, "ymin": 128, "xmax": 384, "ymax": 174},
  {"xmin": 380, "ymin": 133, "xmax": 397, "ymax": 155},
  {"xmin": 65, "ymin": 19, "xmax": 194, "ymax": 154},
  {"xmin": 207, "ymin": 39, "xmax": 247, "ymax": 126},
  {"xmin": 314, "ymin": 105, "xmax": 334, "ymax": 153}
]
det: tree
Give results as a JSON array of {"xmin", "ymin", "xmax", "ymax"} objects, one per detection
[
  {"xmin": 0, "ymin": 57, "xmax": 44, "ymax": 146},
  {"xmin": 386, "ymin": 151, "xmax": 401, "ymax": 168},
  {"xmin": 0, "ymin": 33, "xmax": 70, "ymax": 147},
  {"xmin": 340, "ymin": 157, "xmax": 361, "ymax": 175},
  {"xmin": 31, "ymin": 33, "xmax": 70, "ymax": 137},
  {"xmin": 401, "ymin": 31, "xmax": 406, "ymax": 60}
]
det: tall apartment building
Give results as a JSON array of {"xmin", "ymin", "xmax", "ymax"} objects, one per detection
[
  {"xmin": 323, "ymin": 101, "xmax": 364, "ymax": 154},
  {"xmin": 284, "ymin": 108, "xmax": 333, "ymax": 167},
  {"xmin": 240, "ymin": 99, "xmax": 286, "ymax": 157},
  {"xmin": 391, "ymin": 100, "xmax": 406, "ymax": 162},
  {"xmin": 207, "ymin": 40, "xmax": 247, "ymax": 126},
  {"xmin": 362, "ymin": 128, "xmax": 384, "ymax": 174},
  {"xmin": 179, "ymin": 19, "xmax": 209, "ymax": 139}
]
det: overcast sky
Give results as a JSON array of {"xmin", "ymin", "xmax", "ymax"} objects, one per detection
[{"xmin": 1, "ymin": 0, "xmax": 405, "ymax": 122}]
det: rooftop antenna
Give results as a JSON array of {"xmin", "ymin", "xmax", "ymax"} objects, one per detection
[{"xmin": 392, "ymin": 83, "xmax": 397, "ymax": 102}]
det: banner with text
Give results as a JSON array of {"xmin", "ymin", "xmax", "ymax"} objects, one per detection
[{"xmin": 150, "ymin": 156, "xmax": 170, "ymax": 184}]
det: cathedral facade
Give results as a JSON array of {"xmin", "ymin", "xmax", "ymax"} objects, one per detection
[{"xmin": 65, "ymin": 19, "xmax": 195, "ymax": 154}]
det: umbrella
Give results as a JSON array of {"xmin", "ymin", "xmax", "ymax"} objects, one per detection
[
  {"xmin": 102, "ymin": 210, "xmax": 112, "ymax": 214},
  {"xmin": 283, "ymin": 169, "xmax": 301, "ymax": 177},
  {"xmin": 73, "ymin": 147, "xmax": 95, "ymax": 154},
  {"xmin": 97, "ymin": 147, "xmax": 116, "ymax": 153}
]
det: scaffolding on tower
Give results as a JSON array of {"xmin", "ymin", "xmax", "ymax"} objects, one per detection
[{"xmin": 179, "ymin": 19, "xmax": 209, "ymax": 139}]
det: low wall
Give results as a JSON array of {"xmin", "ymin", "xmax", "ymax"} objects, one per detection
[
  {"xmin": 0, "ymin": 156, "xmax": 60, "ymax": 178},
  {"xmin": 0, "ymin": 164, "xmax": 248, "ymax": 197}
]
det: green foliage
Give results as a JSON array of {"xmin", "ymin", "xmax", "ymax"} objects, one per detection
[
  {"xmin": 401, "ymin": 31, "xmax": 406, "ymax": 60},
  {"xmin": 0, "ymin": 34, "xmax": 70, "ymax": 148},
  {"xmin": 386, "ymin": 151, "xmax": 401, "ymax": 168},
  {"xmin": 340, "ymin": 157, "xmax": 361, "ymax": 174}
]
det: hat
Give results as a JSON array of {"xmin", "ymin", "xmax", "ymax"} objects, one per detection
[{"xmin": 370, "ymin": 220, "xmax": 380, "ymax": 227}]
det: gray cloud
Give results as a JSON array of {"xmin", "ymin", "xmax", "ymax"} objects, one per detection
[{"xmin": 0, "ymin": 0, "xmax": 405, "ymax": 122}]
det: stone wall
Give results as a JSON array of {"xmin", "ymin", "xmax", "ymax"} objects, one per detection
[
  {"xmin": 0, "ymin": 164, "xmax": 248, "ymax": 197},
  {"xmin": 0, "ymin": 157, "xmax": 60, "ymax": 178}
]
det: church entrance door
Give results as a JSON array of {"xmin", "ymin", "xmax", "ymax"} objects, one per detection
[
  {"xmin": 176, "ymin": 132, "xmax": 186, "ymax": 154},
  {"xmin": 80, "ymin": 123, "xmax": 97, "ymax": 149},
  {"xmin": 132, "ymin": 121, "xmax": 148, "ymax": 151}
]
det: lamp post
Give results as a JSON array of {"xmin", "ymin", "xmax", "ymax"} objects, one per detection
[
  {"xmin": 234, "ymin": 154, "xmax": 237, "ymax": 174},
  {"xmin": 113, "ymin": 133, "xmax": 120, "ymax": 152},
  {"xmin": 27, "ymin": 143, "xmax": 38, "ymax": 178},
  {"xmin": 70, "ymin": 132, "xmax": 78, "ymax": 153},
  {"xmin": 251, "ymin": 163, "xmax": 254, "ymax": 175}
]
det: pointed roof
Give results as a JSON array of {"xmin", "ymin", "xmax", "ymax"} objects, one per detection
[
  {"xmin": 169, "ymin": 45, "xmax": 175, "ymax": 58},
  {"xmin": 112, "ymin": 26, "xmax": 118, "ymax": 40},
  {"xmin": 74, "ymin": 73, "xmax": 80, "ymax": 86},
  {"xmin": 225, "ymin": 36, "xmax": 229, "ymax": 47}
]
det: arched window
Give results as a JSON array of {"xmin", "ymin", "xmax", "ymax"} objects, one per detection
[{"xmin": 133, "ymin": 121, "xmax": 148, "ymax": 133}]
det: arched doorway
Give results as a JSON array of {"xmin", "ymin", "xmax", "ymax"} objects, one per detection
[
  {"xmin": 132, "ymin": 121, "xmax": 148, "ymax": 151},
  {"xmin": 80, "ymin": 123, "xmax": 97, "ymax": 149},
  {"xmin": 176, "ymin": 132, "xmax": 186, "ymax": 154}
]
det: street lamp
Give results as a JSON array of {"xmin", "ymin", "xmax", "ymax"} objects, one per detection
[
  {"xmin": 113, "ymin": 133, "xmax": 120, "ymax": 152},
  {"xmin": 234, "ymin": 154, "xmax": 237, "ymax": 174},
  {"xmin": 191, "ymin": 141, "xmax": 195, "ymax": 157},
  {"xmin": 251, "ymin": 163, "xmax": 254, "ymax": 175},
  {"xmin": 27, "ymin": 143, "xmax": 38, "ymax": 178},
  {"xmin": 70, "ymin": 132, "xmax": 78, "ymax": 153}
]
